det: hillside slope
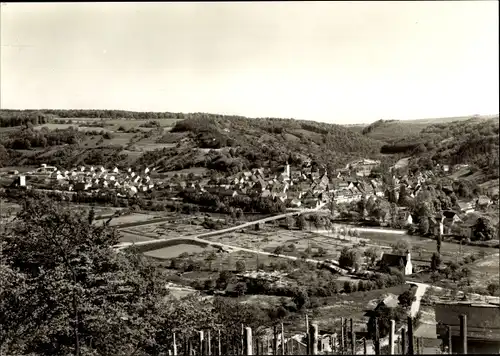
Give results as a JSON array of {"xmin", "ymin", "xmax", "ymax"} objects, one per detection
[
  {"xmin": 151, "ymin": 116, "xmax": 384, "ymax": 172},
  {"xmin": 1, "ymin": 110, "xmax": 384, "ymax": 173},
  {"xmin": 384, "ymin": 116, "xmax": 500, "ymax": 182},
  {"xmin": 354, "ymin": 115, "xmax": 498, "ymax": 143}
]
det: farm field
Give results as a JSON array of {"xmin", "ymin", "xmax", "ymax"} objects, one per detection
[
  {"xmin": 154, "ymin": 167, "xmax": 209, "ymax": 178},
  {"xmin": 144, "ymin": 243, "xmax": 214, "ymax": 259},
  {"xmin": 468, "ymin": 252, "xmax": 500, "ymax": 290},
  {"xmin": 124, "ymin": 217, "xmax": 209, "ymax": 237},
  {"xmin": 119, "ymin": 231, "xmax": 156, "ymax": 244},
  {"xmin": 359, "ymin": 230, "xmax": 499, "ymax": 263},
  {"xmin": 101, "ymin": 212, "xmax": 163, "ymax": 227}
]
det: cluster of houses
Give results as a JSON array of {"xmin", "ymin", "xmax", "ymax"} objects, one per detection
[
  {"xmin": 24, "ymin": 164, "xmax": 156, "ymax": 196},
  {"xmin": 6, "ymin": 159, "xmax": 386, "ymax": 209},
  {"xmin": 160, "ymin": 162, "xmax": 387, "ymax": 209}
]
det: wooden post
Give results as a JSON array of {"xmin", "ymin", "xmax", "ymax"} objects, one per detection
[
  {"xmin": 217, "ymin": 329, "xmax": 222, "ymax": 356},
  {"xmin": 343, "ymin": 319, "xmax": 348, "ymax": 352},
  {"xmin": 459, "ymin": 314, "xmax": 467, "ymax": 354},
  {"xmin": 389, "ymin": 319, "xmax": 395, "ymax": 355},
  {"xmin": 199, "ymin": 331, "xmax": 204, "ymax": 356},
  {"xmin": 363, "ymin": 338, "xmax": 367, "ymax": 355},
  {"xmin": 256, "ymin": 336, "xmax": 260, "ymax": 356},
  {"xmin": 407, "ymin": 316, "xmax": 414, "ymax": 356},
  {"xmin": 306, "ymin": 315, "xmax": 310, "ymax": 355},
  {"xmin": 207, "ymin": 330, "xmax": 212, "ymax": 356},
  {"xmin": 401, "ymin": 328, "xmax": 406, "ymax": 355},
  {"xmin": 340, "ymin": 317, "xmax": 345, "ymax": 355},
  {"xmin": 241, "ymin": 324, "xmax": 245, "ymax": 355},
  {"xmin": 350, "ymin": 319, "xmax": 354, "ymax": 355},
  {"xmin": 374, "ymin": 318, "xmax": 380, "ymax": 355},
  {"xmin": 447, "ymin": 325, "xmax": 452, "ymax": 355},
  {"xmin": 273, "ymin": 325, "xmax": 278, "ymax": 356},
  {"xmin": 172, "ymin": 333, "xmax": 177, "ymax": 356},
  {"xmin": 351, "ymin": 332, "xmax": 356, "ymax": 355},
  {"xmin": 309, "ymin": 323, "xmax": 319, "ymax": 355},
  {"xmin": 281, "ymin": 323, "xmax": 286, "ymax": 355},
  {"xmin": 244, "ymin": 327, "xmax": 253, "ymax": 356}
]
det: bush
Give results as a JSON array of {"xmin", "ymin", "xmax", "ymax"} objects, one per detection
[
  {"xmin": 431, "ymin": 252, "xmax": 442, "ymax": 271},
  {"xmin": 341, "ymin": 280, "xmax": 351, "ymax": 293},
  {"xmin": 374, "ymin": 274, "xmax": 388, "ymax": 289},
  {"xmin": 339, "ymin": 247, "xmax": 361, "ymax": 270},
  {"xmin": 487, "ymin": 283, "xmax": 500, "ymax": 297},
  {"xmin": 235, "ymin": 260, "xmax": 246, "ymax": 272},
  {"xmin": 398, "ymin": 290, "xmax": 416, "ymax": 309}
]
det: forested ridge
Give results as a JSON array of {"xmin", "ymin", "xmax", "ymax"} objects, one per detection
[
  {"xmin": 379, "ymin": 117, "xmax": 499, "ymax": 181},
  {"xmin": 0, "ymin": 109, "xmax": 385, "ymax": 173},
  {"xmin": 162, "ymin": 115, "xmax": 383, "ymax": 172}
]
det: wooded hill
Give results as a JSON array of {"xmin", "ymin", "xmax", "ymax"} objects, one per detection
[
  {"xmin": 381, "ymin": 116, "xmax": 499, "ymax": 182},
  {"xmin": 353, "ymin": 114, "xmax": 498, "ymax": 143},
  {"xmin": 0, "ymin": 110, "xmax": 385, "ymax": 173},
  {"xmin": 158, "ymin": 116, "xmax": 384, "ymax": 172}
]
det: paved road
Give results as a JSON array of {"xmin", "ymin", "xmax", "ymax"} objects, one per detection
[{"xmin": 409, "ymin": 282, "xmax": 429, "ymax": 318}]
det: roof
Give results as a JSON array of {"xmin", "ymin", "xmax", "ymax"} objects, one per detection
[
  {"xmin": 457, "ymin": 201, "xmax": 474, "ymax": 210},
  {"xmin": 443, "ymin": 210, "xmax": 459, "ymax": 219},
  {"xmin": 435, "ymin": 302, "xmax": 500, "ymax": 341},
  {"xmin": 477, "ymin": 196, "xmax": 492, "ymax": 205},
  {"xmin": 380, "ymin": 253, "xmax": 408, "ymax": 267},
  {"xmin": 365, "ymin": 293, "xmax": 399, "ymax": 317}
]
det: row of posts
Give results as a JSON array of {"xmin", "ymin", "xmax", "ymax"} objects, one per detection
[{"xmin": 166, "ymin": 314, "xmax": 468, "ymax": 355}]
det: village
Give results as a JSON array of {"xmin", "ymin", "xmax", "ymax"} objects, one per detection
[{"xmin": 3, "ymin": 156, "xmax": 496, "ymax": 241}]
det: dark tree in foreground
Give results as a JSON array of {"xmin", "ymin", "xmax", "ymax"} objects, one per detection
[{"xmin": 0, "ymin": 197, "xmax": 170, "ymax": 355}]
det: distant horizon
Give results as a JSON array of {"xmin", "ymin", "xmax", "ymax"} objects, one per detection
[
  {"xmin": 2, "ymin": 2, "xmax": 498, "ymax": 124},
  {"xmin": 0, "ymin": 106, "xmax": 498, "ymax": 126}
]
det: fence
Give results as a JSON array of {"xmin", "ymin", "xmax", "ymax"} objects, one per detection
[{"xmin": 163, "ymin": 314, "xmax": 473, "ymax": 355}]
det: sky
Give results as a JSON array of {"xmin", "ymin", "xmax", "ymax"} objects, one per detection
[{"xmin": 1, "ymin": 2, "xmax": 498, "ymax": 124}]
